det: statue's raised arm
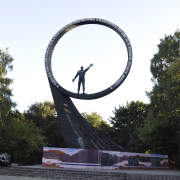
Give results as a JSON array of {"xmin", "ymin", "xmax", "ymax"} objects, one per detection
[{"xmin": 84, "ymin": 64, "xmax": 93, "ymax": 72}]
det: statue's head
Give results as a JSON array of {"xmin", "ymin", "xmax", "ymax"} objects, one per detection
[{"xmin": 80, "ymin": 66, "xmax": 83, "ymax": 70}]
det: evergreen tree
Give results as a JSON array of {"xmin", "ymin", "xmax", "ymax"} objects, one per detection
[
  {"xmin": 0, "ymin": 48, "xmax": 16, "ymax": 122},
  {"xmin": 0, "ymin": 49, "xmax": 45, "ymax": 164}
]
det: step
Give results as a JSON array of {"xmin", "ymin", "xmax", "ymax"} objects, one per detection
[{"xmin": 0, "ymin": 167, "xmax": 126, "ymax": 180}]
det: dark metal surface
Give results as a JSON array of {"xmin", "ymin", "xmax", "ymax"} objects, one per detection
[
  {"xmin": 45, "ymin": 18, "xmax": 132, "ymax": 100},
  {"xmin": 48, "ymin": 78, "xmax": 126, "ymax": 151}
]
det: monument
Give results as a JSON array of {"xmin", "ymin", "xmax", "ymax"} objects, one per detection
[
  {"xmin": 43, "ymin": 19, "xmax": 169, "ymax": 170},
  {"xmin": 44, "ymin": 18, "xmax": 132, "ymax": 151}
]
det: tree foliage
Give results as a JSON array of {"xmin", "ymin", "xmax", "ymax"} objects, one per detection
[
  {"xmin": 0, "ymin": 48, "xmax": 16, "ymax": 122},
  {"xmin": 0, "ymin": 49, "xmax": 46, "ymax": 164},
  {"xmin": 150, "ymin": 31, "xmax": 180, "ymax": 84},
  {"xmin": 81, "ymin": 112, "xmax": 111, "ymax": 136},
  {"xmin": 24, "ymin": 101, "xmax": 66, "ymax": 147},
  {"xmin": 0, "ymin": 110, "xmax": 45, "ymax": 161},
  {"xmin": 140, "ymin": 30, "xmax": 180, "ymax": 169},
  {"xmin": 109, "ymin": 101, "xmax": 149, "ymax": 153}
]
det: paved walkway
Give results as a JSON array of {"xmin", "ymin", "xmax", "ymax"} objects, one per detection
[
  {"xmin": 22, "ymin": 165, "xmax": 180, "ymax": 176},
  {"xmin": 0, "ymin": 165, "xmax": 179, "ymax": 179}
]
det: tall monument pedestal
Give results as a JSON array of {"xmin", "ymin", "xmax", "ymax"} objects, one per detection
[{"xmin": 49, "ymin": 78, "xmax": 126, "ymax": 151}]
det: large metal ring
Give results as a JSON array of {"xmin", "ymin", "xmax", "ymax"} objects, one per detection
[{"xmin": 45, "ymin": 18, "xmax": 132, "ymax": 100}]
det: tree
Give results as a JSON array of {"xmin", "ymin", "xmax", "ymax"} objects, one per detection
[
  {"xmin": 163, "ymin": 57, "xmax": 180, "ymax": 168},
  {"xmin": 24, "ymin": 101, "xmax": 66, "ymax": 147},
  {"xmin": 140, "ymin": 30, "xmax": 180, "ymax": 169},
  {"xmin": 0, "ymin": 110, "xmax": 45, "ymax": 162},
  {"xmin": 0, "ymin": 48, "xmax": 16, "ymax": 122},
  {"xmin": 150, "ymin": 31, "xmax": 179, "ymax": 84},
  {"xmin": 167, "ymin": 58, "xmax": 180, "ymax": 135},
  {"xmin": 81, "ymin": 112, "xmax": 111, "ymax": 136},
  {"xmin": 0, "ymin": 49, "xmax": 45, "ymax": 164},
  {"xmin": 109, "ymin": 101, "xmax": 149, "ymax": 153}
]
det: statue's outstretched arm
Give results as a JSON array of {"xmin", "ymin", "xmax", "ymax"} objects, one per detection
[
  {"xmin": 72, "ymin": 72, "xmax": 78, "ymax": 82},
  {"xmin": 84, "ymin": 64, "xmax": 94, "ymax": 73}
]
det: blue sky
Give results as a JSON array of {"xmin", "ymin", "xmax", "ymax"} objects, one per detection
[{"xmin": 1, "ymin": 0, "xmax": 180, "ymax": 121}]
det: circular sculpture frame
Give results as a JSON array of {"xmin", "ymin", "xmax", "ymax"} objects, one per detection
[{"xmin": 45, "ymin": 18, "xmax": 132, "ymax": 100}]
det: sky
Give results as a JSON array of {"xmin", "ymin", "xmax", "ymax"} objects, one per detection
[{"xmin": 0, "ymin": 0, "xmax": 180, "ymax": 121}]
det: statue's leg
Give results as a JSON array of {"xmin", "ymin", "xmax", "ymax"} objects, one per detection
[
  {"xmin": 82, "ymin": 79, "xmax": 85, "ymax": 94},
  {"xmin": 78, "ymin": 80, "xmax": 81, "ymax": 94}
]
